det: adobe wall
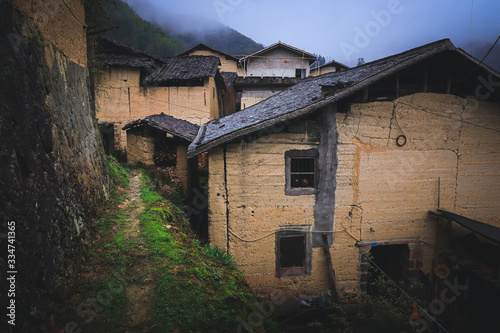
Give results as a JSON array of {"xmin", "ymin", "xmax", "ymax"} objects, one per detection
[
  {"xmin": 208, "ymin": 121, "xmax": 334, "ymax": 308},
  {"xmin": 245, "ymin": 48, "xmax": 311, "ymax": 78},
  {"xmin": 241, "ymin": 86, "xmax": 287, "ymax": 109},
  {"xmin": 333, "ymin": 93, "xmax": 500, "ymax": 294},
  {"xmin": 207, "ymin": 92, "xmax": 500, "ymax": 307},
  {"xmin": 95, "ymin": 69, "xmax": 218, "ymax": 153},
  {"xmin": 126, "ymin": 131, "xmax": 155, "ymax": 166},
  {"xmin": 188, "ymin": 49, "xmax": 243, "ymax": 75}
]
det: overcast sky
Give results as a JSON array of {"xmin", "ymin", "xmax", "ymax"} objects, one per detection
[{"xmin": 125, "ymin": 0, "xmax": 500, "ymax": 67}]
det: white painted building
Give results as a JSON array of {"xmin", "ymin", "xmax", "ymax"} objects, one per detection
[{"xmin": 237, "ymin": 42, "xmax": 317, "ymax": 108}]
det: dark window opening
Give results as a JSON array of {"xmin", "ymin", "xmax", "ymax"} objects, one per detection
[
  {"xmin": 276, "ymin": 231, "xmax": 311, "ymax": 277},
  {"xmin": 295, "ymin": 68, "xmax": 306, "ymax": 79},
  {"xmin": 290, "ymin": 158, "xmax": 315, "ymax": 188},
  {"xmin": 279, "ymin": 235, "xmax": 306, "ymax": 269}
]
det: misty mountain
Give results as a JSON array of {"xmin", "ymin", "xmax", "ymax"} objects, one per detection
[
  {"xmin": 155, "ymin": 14, "xmax": 264, "ymax": 56},
  {"xmin": 98, "ymin": 0, "xmax": 186, "ymax": 56},
  {"xmin": 101, "ymin": 0, "xmax": 263, "ymax": 57}
]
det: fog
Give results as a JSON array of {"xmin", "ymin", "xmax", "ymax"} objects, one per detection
[{"xmin": 124, "ymin": 0, "xmax": 500, "ymax": 70}]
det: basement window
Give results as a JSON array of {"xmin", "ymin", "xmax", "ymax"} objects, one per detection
[
  {"xmin": 285, "ymin": 149, "xmax": 318, "ymax": 195},
  {"xmin": 276, "ymin": 229, "xmax": 311, "ymax": 277}
]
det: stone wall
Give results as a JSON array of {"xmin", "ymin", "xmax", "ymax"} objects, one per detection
[
  {"xmin": 0, "ymin": 0, "xmax": 108, "ymax": 329},
  {"xmin": 207, "ymin": 92, "xmax": 500, "ymax": 307}
]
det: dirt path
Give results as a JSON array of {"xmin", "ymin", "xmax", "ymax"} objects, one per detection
[{"xmin": 119, "ymin": 171, "xmax": 157, "ymax": 332}]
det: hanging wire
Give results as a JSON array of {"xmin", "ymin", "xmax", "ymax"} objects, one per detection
[
  {"xmin": 454, "ymin": 34, "xmax": 500, "ymax": 81},
  {"xmin": 396, "ymin": 101, "xmax": 500, "ymax": 133},
  {"xmin": 62, "ymin": 0, "xmax": 87, "ymax": 29},
  {"xmin": 363, "ymin": 253, "xmax": 450, "ymax": 333}
]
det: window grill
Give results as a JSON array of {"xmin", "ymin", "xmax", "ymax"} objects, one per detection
[{"xmin": 290, "ymin": 158, "xmax": 315, "ymax": 188}]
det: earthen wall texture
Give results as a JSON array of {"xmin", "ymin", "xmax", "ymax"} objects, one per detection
[
  {"xmin": 188, "ymin": 49, "xmax": 243, "ymax": 75},
  {"xmin": 96, "ymin": 69, "xmax": 218, "ymax": 152},
  {"xmin": 208, "ymin": 93, "xmax": 500, "ymax": 302}
]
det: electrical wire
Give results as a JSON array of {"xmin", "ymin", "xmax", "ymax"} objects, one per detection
[
  {"xmin": 100, "ymin": 85, "xmax": 211, "ymax": 115},
  {"xmin": 228, "ymin": 227, "xmax": 355, "ymax": 243},
  {"xmin": 363, "ymin": 253, "xmax": 450, "ymax": 333},
  {"xmin": 470, "ymin": 0, "xmax": 474, "ymax": 46},
  {"xmin": 396, "ymin": 101, "xmax": 500, "ymax": 133},
  {"xmin": 61, "ymin": 0, "xmax": 87, "ymax": 29},
  {"xmin": 454, "ymin": 34, "xmax": 500, "ymax": 81}
]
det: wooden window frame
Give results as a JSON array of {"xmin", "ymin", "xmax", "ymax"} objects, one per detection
[
  {"xmin": 285, "ymin": 149, "xmax": 319, "ymax": 196},
  {"xmin": 276, "ymin": 229, "xmax": 312, "ymax": 277}
]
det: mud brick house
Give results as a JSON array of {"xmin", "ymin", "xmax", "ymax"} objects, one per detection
[
  {"xmin": 177, "ymin": 42, "xmax": 244, "ymax": 76},
  {"xmin": 95, "ymin": 37, "xmax": 227, "ymax": 156},
  {"xmin": 188, "ymin": 39, "xmax": 500, "ymax": 312},
  {"xmin": 123, "ymin": 113, "xmax": 200, "ymax": 197},
  {"xmin": 236, "ymin": 41, "xmax": 317, "ymax": 108},
  {"xmin": 309, "ymin": 59, "xmax": 350, "ymax": 77}
]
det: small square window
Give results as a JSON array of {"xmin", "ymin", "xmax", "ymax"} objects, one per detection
[
  {"xmin": 285, "ymin": 149, "xmax": 318, "ymax": 195},
  {"xmin": 276, "ymin": 230, "xmax": 311, "ymax": 277}
]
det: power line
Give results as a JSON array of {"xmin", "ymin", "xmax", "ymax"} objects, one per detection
[
  {"xmin": 397, "ymin": 102, "xmax": 500, "ymax": 133},
  {"xmin": 61, "ymin": 0, "xmax": 86, "ymax": 29},
  {"xmin": 455, "ymin": 34, "xmax": 500, "ymax": 81},
  {"xmin": 101, "ymin": 85, "xmax": 211, "ymax": 115}
]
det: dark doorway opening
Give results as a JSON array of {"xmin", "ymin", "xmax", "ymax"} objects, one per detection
[{"xmin": 368, "ymin": 244, "xmax": 409, "ymax": 294}]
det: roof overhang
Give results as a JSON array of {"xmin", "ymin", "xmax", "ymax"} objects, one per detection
[{"xmin": 431, "ymin": 209, "xmax": 500, "ymax": 245}]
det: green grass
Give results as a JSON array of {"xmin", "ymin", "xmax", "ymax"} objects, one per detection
[
  {"xmin": 137, "ymin": 170, "xmax": 276, "ymax": 332},
  {"xmin": 106, "ymin": 155, "xmax": 130, "ymax": 189}
]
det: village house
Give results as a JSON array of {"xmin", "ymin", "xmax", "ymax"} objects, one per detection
[
  {"xmin": 309, "ymin": 59, "xmax": 350, "ymax": 77},
  {"xmin": 177, "ymin": 42, "xmax": 244, "ymax": 76},
  {"xmin": 94, "ymin": 37, "xmax": 227, "ymax": 157},
  {"xmin": 123, "ymin": 113, "xmax": 200, "ymax": 197},
  {"xmin": 188, "ymin": 39, "xmax": 500, "ymax": 317},
  {"xmin": 236, "ymin": 41, "xmax": 317, "ymax": 108}
]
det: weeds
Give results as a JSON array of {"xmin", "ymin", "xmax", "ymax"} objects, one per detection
[{"xmin": 137, "ymin": 170, "xmax": 274, "ymax": 332}]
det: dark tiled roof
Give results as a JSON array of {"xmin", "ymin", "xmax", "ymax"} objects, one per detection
[
  {"xmin": 97, "ymin": 36, "xmax": 161, "ymax": 69},
  {"xmin": 177, "ymin": 42, "xmax": 242, "ymax": 62},
  {"xmin": 310, "ymin": 59, "xmax": 350, "ymax": 71},
  {"xmin": 143, "ymin": 56, "xmax": 220, "ymax": 85},
  {"xmin": 123, "ymin": 113, "xmax": 200, "ymax": 142},
  {"xmin": 188, "ymin": 39, "xmax": 499, "ymax": 157},
  {"xmin": 242, "ymin": 41, "xmax": 317, "ymax": 62}
]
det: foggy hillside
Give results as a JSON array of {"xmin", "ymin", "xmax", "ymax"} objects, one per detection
[{"xmin": 122, "ymin": 0, "xmax": 264, "ymax": 55}]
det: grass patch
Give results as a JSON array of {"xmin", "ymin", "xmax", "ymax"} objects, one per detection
[
  {"xmin": 106, "ymin": 155, "xmax": 130, "ymax": 189},
  {"xmin": 137, "ymin": 171, "xmax": 277, "ymax": 332}
]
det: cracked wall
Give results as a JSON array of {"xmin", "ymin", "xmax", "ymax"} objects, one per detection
[
  {"xmin": 207, "ymin": 92, "xmax": 500, "ymax": 307},
  {"xmin": 333, "ymin": 92, "xmax": 500, "ymax": 294}
]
